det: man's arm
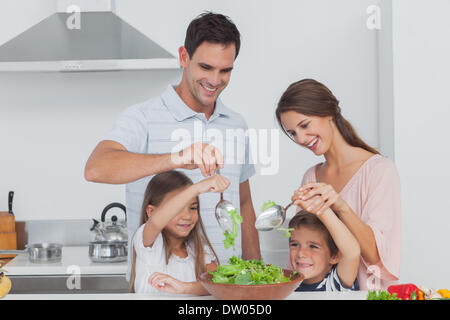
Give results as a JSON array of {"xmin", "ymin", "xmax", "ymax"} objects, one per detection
[
  {"xmin": 84, "ymin": 140, "xmax": 177, "ymax": 184},
  {"xmin": 239, "ymin": 179, "xmax": 261, "ymax": 260},
  {"xmin": 84, "ymin": 140, "xmax": 224, "ymax": 184}
]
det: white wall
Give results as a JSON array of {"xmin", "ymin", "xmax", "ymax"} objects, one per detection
[
  {"xmin": 115, "ymin": 0, "xmax": 381, "ymax": 260},
  {"xmin": 391, "ymin": 0, "xmax": 450, "ymax": 288},
  {"xmin": 1, "ymin": 0, "xmax": 379, "ymax": 265}
]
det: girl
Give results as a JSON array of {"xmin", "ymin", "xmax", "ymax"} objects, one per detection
[
  {"xmin": 288, "ymin": 210, "xmax": 360, "ymax": 291},
  {"xmin": 277, "ymin": 78, "xmax": 401, "ymax": 290},
  {"xmin": 129, "ymin": 170, "xmax": 229, "ymax": 295}
]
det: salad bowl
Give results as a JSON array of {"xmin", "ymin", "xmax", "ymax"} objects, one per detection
[{"xmin": 199, "ymin": 269, "xmax": 304, "ymax": 300}]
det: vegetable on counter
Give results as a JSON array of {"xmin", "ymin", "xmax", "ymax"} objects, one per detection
[
  {"xmin": 420, "ymin": 286, "xmax": 449, "ymax": 300},
  {"xmin": 437, "ymin": 289, "xmax": 450, "ymax": 299},
  {"xmin": 209, "ymin": 255, "xmax": 293, "ymax": 285},
  {"xmin": 417, "ymin": 289, "xmax": 424, "ymax": 300},
  {"xmin": 367, "ymin": 284, "xmax": 450, "ymax": 300},
  {"xmin": 366, "ymin": 290, "xmax": 401, "ymax": 300},
  {"xmin": 0, "ymin": 262, "xmax": 12, "ymax": 299},
  {"xmin": 388, "ymin": 283, "xmax": 419, "ymax": 300}
]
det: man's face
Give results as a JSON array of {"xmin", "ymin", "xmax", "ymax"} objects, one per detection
[{"xmin": 180, "ymin": 41, "xmax": 236, "ymax": 110}]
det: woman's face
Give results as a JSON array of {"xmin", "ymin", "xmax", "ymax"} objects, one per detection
[
  {"xmin": 280, "ymin": 110, "xmax": 334, "ymax": 156},
  {"xmin": 289, "ymin": 226, "xmax": 338, "ymax": 284}
]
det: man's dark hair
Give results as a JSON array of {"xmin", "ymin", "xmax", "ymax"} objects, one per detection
[{"xmin": 184, "ymin": 12, "xmax": 241, "ymax": 59}]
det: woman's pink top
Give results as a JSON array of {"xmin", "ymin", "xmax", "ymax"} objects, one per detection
[{"xmin": 301, "ymin": 154, "xmax": 401, "ymax": 290}]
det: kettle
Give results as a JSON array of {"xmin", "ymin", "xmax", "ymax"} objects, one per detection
[{"xmin": 90, "ymin": 202, "xmax": 128, "ymax": 242}]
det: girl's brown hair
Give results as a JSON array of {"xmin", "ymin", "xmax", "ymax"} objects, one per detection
[
  {"xmin": 276, "ymin": 78, "xmax": 379, "ymax": 155},
  {"xmin": 129, "ymin": 170, "xmax": 218, "ymax": 293},
  {"xmin": 288, "ymin": 211, "xmax": 339, "ymax": 259}
]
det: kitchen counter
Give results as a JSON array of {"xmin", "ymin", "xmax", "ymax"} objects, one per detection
[
  {"xmin": 2, "ymin": 291, "xmax": 368, "ymax": 300},
  {"xmin": 3, "ymin": 246, "xmax": 127, "ymax": 275}
]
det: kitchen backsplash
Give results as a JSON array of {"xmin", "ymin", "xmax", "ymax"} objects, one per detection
[{"xmin": 16, "ymin": 219, "xmax": 97, "ymax": 249}]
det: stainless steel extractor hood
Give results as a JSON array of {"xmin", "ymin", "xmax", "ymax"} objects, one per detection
[{"xmin": 0, "ymin": 1, "xmax": 179, "ymax": 72}]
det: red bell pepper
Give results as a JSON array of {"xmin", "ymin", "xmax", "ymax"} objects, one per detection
[{"xmin": 388, "ymin": 284, "xmax": 419, "ymax": 300}]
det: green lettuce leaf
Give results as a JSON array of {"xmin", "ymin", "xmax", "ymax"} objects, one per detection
[{"xmin": 261, "ymin": 200, "xmax": 277, "ymax": 212}]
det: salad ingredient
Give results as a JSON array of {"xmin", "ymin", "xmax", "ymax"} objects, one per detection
[
  {"xmin": 366, "ymin": 290, "xmax": 401, "ymax": 300},
  {"xmin": 388, "ymin": 283, "xmax": 419, "ymax": 300},
  {"xmin": 223, "ymin": 209, "xmax": 243, "ymax": 250},
  {"xmin": 261, "ymin": 200, "xmax": 277, "ymax": 212},
  {"xmin": 277, "ymin": 227, "xmax": 294, "ymax": 238},
  {"xmin": 417, "ymin": 289, "xmax": 424, "ymax": 300},
  {"xmin": 0, "ymin": 272, "xmax": 11, "ymax": 299},
  {"xmin": 210, "ymin": 255, "xmax": 292, "ymax": 285},
  {"xmin": 437, "ymin": 289, "xmax": 450, "ymax": 299},
  {"xmin": 419, "ymin": 286, "xmax": 446, "ymax": 300}
]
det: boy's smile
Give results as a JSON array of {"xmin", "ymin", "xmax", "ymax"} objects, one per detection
[{"xmin": 289, "ymin": 226, "xmax": 338, "ymax": 284}]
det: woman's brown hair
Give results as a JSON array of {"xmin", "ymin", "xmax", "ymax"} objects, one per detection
[
  {"xmin": 288, "ymin": 211, "xmax": 339, "ymax": 259},
  {"xmin": 276, "ymin": 78, "xmax": 379, "ymax": 155},
  {"xmin": 129, "ymin": 170, "xmax": 218, "ymax": 293}
]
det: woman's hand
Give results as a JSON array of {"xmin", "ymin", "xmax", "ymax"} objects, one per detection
[
  {"xmin": 291, "ymin": 182, "xmax": 347, "ymax": 215},
  {"xmin": 194, "ymin": 174, "xmax": 230, "ymax": 194},
  {"xmin": 148, "ymin": 272, "xmax": 187, "ymax": 294}
]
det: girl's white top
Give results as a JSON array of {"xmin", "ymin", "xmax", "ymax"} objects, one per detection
[{"xmin": 132, "ymin": 224, "xmax": 217, "ymax": 294}]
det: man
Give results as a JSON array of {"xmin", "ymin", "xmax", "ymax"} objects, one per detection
[{"xmin": 84, "ymin": 12, "xmax": 261, "ymax": 280}]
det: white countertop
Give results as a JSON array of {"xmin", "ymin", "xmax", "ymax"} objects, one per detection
[
  {"xmin": 2, "ymin": 291, "xmax": 368, "ymax": 300},
  {"xmin": 3, "ymin": 246, "xmax": 127, "ymax": 276}
]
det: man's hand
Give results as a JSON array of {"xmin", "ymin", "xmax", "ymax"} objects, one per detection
[{"xmin": 172, "ymin": 142, "xmax": 224, "ymax": 177}]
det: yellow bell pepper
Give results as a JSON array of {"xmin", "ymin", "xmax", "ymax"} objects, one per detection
[
  {"xmin": 437, "ymin": 289, "xmax": 450, "ymax": 299},
  {"xmin": 0, "ymin": 273, "xmax": 12, "ymax": 299},
  {"xmin": 417, "ymin": 290, "xmax": 424, "ymax": 300}
]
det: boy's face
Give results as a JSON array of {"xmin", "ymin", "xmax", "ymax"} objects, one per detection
[
  {"xmin": 289, "ymin": 226, "xmax": 339, "ymax": 284},
  {"xmin": 178, "ymin": 41, "xmax": 235, "ymax": 110}
]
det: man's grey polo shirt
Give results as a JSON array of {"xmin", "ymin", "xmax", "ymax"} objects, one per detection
[{"xmin": 102, "ymin": 85, "xmax": 255, "ymax": 279}]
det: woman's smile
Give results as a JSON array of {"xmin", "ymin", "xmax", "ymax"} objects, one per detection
[{"xmin": 305, "ymin": 136, "xmax": 320, "ymax": 151}]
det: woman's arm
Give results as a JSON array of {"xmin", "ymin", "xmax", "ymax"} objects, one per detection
[
  {"xmin": 334, "ymin": 203, "xmax": 380, "ymax": 265},
  {"xmin": 293, "ymin": 183, "xmax": 381, "ymax": 265},
  {"xmin": 316, "ymin": 209, "xmax": 360, "ymax": 288}
]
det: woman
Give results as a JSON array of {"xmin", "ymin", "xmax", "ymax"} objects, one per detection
[{"xmin": 276, "ymin": 79, "xmax": 401, "ymax": 290}]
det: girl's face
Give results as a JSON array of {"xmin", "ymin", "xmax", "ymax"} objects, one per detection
[
  {"xmin": 147, "ymin": 188, "xmax": 199, "ymax": 240},
  {"xmin": 280, "ymin": 111, "xmax": 334, "ymax": 156},
  {"xmin": 289, "ymin": 226, "xmax": 339, "ymax": 284}
]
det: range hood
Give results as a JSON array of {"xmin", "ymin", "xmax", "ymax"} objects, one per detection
[{"xmin": 0, "ymin": 1, "xmax": 179, "ymax": 72}]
